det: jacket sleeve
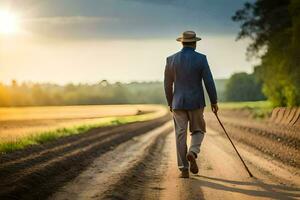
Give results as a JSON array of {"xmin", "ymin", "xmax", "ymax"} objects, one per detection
[
  {"xmin": 202, "ymin": 56, "xmax": 218, "ymax": 104},
  {"xmin": 164, "ymin": 57, "xmax": 174, "ymax": 107}
]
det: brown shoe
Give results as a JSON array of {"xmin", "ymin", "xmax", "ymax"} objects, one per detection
[
  {"xmin": 187, "ymin": 151, "xmax": 199, "ymax": 174},
  {"xmin": 179, "ymin": 170, "xmax": 189, "ymax": 178}
]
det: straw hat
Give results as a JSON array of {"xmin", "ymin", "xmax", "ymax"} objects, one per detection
[{"xmin": 176, "ymin": 31, "xmax": 201, "ymax": 42}]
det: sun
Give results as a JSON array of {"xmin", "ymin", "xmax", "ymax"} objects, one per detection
[{"xmin": 0, "ymin": 10, "xmax": 20, "ymax": 35}]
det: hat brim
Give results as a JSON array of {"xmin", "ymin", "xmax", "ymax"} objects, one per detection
[{"xmin": 176, "ymin": 37, "xmax": 201, "ymax": 42}]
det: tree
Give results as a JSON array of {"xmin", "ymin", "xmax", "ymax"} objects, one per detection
[
  {"xmin": 0, "ymin": 83, "xmax": 11, "ymax": 106},
  {"xmin": 233, "ymin": 0, "xmax": 300, "ymax": 106},
  {"xmin": 225, "ymin": 72, "xmax": 265, "ymax": 102}
]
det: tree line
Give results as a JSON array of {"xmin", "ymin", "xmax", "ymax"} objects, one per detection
[
  {"xmin": 0, "ymin": 77, "xmax": 267, "ymax": 107},
  {"xmin": 0, "ymin": 79, "xmax": 235, "ymax": 107},
  {"xmin": 224, "ymin": 72, "xmax": 266, "ymax": 102},
  {"xmin": 0, "ymin": 80, "xmax": 166, "ymax": 107}
]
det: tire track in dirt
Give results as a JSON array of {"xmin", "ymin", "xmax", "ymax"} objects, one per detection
[
  {"xmin": 215, "ymin": 118, "xmax": 300, "ymax": 148},
  {"xmin": 0, "ymin": 126, "xmax": 135, "ymax": 176},
  {"xmin": 205, "ymin": 112, "xmax": 300, "ymax": 168},
  {"xmin": 51, "ymin": 122, "xmax": 174, "ymax": 200},
  {"xmin": 0, "ymin": 123, "xmax": 157, "ymax": 177},
  {"xmin": 0, "ymin": 115, "xmax": 170, "ymax": 200},
  {"xmin": 102, "ymin": 124, "xmax": 171, "ymax": 200}
]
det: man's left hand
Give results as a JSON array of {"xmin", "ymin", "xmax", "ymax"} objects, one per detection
[{"xmin": 211, "ymin": 103, "xmax": 219, "ymax": 113}]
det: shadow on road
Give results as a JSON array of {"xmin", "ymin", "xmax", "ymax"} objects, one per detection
[{"xmin": 191, "ymin": 175, "xmax": 300, "ymax": 200}]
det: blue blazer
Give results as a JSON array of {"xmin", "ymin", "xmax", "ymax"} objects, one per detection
[{"xmin": 164, "ymin": 47, "xmax": 217, "ymax": 110}]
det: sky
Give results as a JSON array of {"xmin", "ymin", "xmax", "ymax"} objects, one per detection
[{"xmin": 0, "ymin": 0, "xmax": 257, "ymax": 84}]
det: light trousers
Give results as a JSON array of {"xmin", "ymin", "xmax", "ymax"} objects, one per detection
[{"xmin": 173, "ymin": 108, "xmax": 206, "ymax": 171}]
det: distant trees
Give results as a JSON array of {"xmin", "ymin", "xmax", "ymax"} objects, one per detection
[
  {"xmin": 0, "ymin": 79, "xmax": 232, "ymax": 107},
  {"xmin": 233, "ymin": 0, "xmax": 300, "ymax": 106},
  {"xmin": 224, "ymin": 72, "xmax": 266, "ymax": 102},
  {"xmin": 0, "ymin": 80, "xmax": 166, "ymax": 107}
]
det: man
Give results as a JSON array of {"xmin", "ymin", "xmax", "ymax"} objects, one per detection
[{"xmin": 164, "ymin": 31, "xmax": 218, "ymax": 178}]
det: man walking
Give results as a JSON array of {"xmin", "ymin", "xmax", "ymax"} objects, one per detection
[{"xmin": 164, "ymin": 31, "xmax": 218, "ymax": 178}]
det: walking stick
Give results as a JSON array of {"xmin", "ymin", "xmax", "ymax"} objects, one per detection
[{"xmin": 214, "ymin": 112, "xmax": 253, "ymax": 177}]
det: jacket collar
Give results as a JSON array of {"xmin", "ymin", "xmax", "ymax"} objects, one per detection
[{"xmin": 181, "ymin": 47, "xmax": 195, "ymax": 51}]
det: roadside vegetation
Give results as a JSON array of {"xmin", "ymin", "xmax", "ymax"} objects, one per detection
[{"xmin": 219, "ymin": 101, "xmax": 273, "ymax": 119}]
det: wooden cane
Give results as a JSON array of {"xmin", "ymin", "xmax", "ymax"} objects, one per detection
[{"xmin": 214, "ymin": 112, "xmax": 254, "ymax": 177}]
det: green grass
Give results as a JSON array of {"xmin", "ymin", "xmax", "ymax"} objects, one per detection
[
  {"xmin": 0, "ymin": 111, "xmax": 163, "ymax": 154},
  {"xmin": 219, "ymin": 101, "xmax": 274, "ymax": 119},
  {"xmin": 219, "ymin": 101, "xmax": 272, "ymax": 109}
]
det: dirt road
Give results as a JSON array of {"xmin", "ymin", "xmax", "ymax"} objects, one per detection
[
  {"xmin": 1, "ymin": 112, "xmax": 299, "ymax": 199},
  {"xmin": 50, "ymin": 115, "xmax": 300, "ymax": 200},
  {"xmin": 160, "ymin": 127, "xmax": 300, "ymax": 200}
]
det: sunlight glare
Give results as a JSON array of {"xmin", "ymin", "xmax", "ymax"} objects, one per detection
[{"xmin": 0, "ymin": 10, "xmax": 20, "ymax": 35}]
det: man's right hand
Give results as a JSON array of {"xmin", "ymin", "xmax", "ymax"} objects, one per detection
[{"xmin": 211, "ymin": 103, "xmax": 218, "ymax": 114}]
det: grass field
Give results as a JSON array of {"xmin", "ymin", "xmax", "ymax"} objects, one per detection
[
  {"xmin": 0, "ymin": 105, "xmax": 167, "ymax": 153},
  {"xmin": 219, "ymin": 101, "xmax": 273, "ymax": 119},
  {"xmin": 219, "ymin": 101, "xmax": 272, "ymax": 109}
]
